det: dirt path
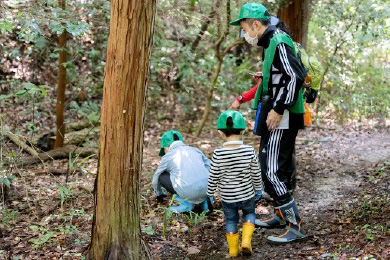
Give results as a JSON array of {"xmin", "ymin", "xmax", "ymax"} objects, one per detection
[
  {"xmin": 143, "ymin": 127, "xmax": 390, "ymax": 259},
  {"xmin": 1, "ymin": 126, "xmax": 388, "ymax": 259}
]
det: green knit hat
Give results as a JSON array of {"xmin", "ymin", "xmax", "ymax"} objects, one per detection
[
  {"xmin": 217, "ymin": 110, "xmax": 246, "ymax": 130},
  {"xmin": 159, "ymin": 130, "xmax": 183, "ymax": 157},
  {"xmin": 230, "ymin": 3, "xmax": 270, "ymax": 26}
]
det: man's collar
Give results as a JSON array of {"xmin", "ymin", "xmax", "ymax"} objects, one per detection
[{"xmin": 257, "ymin": 25, "xmax": 277, "ymax": 48}]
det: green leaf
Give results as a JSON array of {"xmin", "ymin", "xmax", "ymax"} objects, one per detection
[
  {"xmin": 16, "ymin": 90, "xmax": 27, "ymax": 96},
  {"xmin": 142, "ymin": 225, "xmax": 155, "ymax": 235},
  {"xmin": 4, "ymin": 178, "xmax": 11, "ymax": 187},
  {"xmin": 0, "ymin": 94, "xmax": 13, "ymax": 100},
  {"xmin": 6, "ymin": 152, "xmax": 16, "ymax": 157},
  {"xmin": 0, "ymin": 20, "xmax": 13, "ymax": 34},
  {"xmin": 39, "ymin": 86, "xmax": 48, "ymax": 97},
  {"xmin": 7, "ymin": 174, "xmax": 16, "ymax": 180},
  {"xmin": 49, "ymin": 21, "xmax": 64, "ymax": 35},
  {"xmin": 29, "ymin": 225, "xmax": 39, "ymax": 232}
]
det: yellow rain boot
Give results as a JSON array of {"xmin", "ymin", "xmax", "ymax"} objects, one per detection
[
  {"xmin": 241, "ymin": 220, "xmax": 255, "ymax": 255},
  {"xmin": 226, "ymin": 233, "xmax": 241, "ymax": 257}
]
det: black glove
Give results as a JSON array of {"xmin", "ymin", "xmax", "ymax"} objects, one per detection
[
  {"xmin": 156, "ymin": 194, "xmax": 167, "ymax": 203},
  {"xmin": 303, "ymin": 87, "xmax": 318, "ymax": 103}
]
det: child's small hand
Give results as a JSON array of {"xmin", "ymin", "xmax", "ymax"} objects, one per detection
[{"xmin": 255, "ymin": 190, "xmax": 263, "ymax": 202}]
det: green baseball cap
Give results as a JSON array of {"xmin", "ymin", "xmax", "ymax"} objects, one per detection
[
  {"xmin": 217, "ymin": 110, "xmax": 246, "ymax": 130},
  {"xmin": 159, "ymin": 130, "xmax": 183, "ymax": 157},
  {"xmin": 230, "ymin": 3, "xmax": 270, "ymax": 26}
]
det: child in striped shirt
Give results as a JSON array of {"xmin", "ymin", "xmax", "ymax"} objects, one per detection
[{"xmin": 207, "ymin": 110, "xmax": 263, "ymax": 257}]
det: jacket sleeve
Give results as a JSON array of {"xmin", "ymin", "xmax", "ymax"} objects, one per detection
[
  {"xmin": 250, "ymin": 150, "xmax": 263, "ymax": 191},
  {"xmin": 195, "ymin": 148, "xmax": 211, "ymax": 170},
  {"xmin": 206, "ymin": 151, "xmax": 220, "ymax": 197},
  {"xmin": 152, "ymin": 155, "xmax": 170, "ymax": 196},
  {"xmin": 273, "ymin": 43, "xmax": 305, "ymax": 115},
  {"xmin": 237, "ymin": 82, "xmax": 260, "ymax": 103}
]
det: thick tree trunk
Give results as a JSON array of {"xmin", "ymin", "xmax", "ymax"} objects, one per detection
[
  {"xmin": 54, "ymin": 0, "xmax": 67, "ymax": 148},
  {"xmin": 87, "ymin": 1, "xmax": 156, "ymax": 259},
  {"xmin": 277, "ymin": 0, "xmax": 310, "ymax": 48}
]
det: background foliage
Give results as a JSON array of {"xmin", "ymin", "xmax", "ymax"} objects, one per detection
[{"xmin": 0, "ymin": 0, "xmax": 389, "ymax": 136}]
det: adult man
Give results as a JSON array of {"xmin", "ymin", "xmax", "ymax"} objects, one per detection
[{"xmin": 230, "ymin": 3, "xmax": 307, "ymax": 244}]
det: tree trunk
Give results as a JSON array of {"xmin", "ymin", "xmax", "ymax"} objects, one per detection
[
  {"xmin": 54, "ymin": 0, "xmax": 67, "ymax": 148},
  {"xmin": 194, "ymin": 59, "xmax": 223, "ymax": 137},
  {"xmin": 277, "ymin": 0, "xmax": 310, "ymax": 48},
  {"xmin": 87, "ymin": 1, "xmax": 156, "ymax": 259},
  {"xmin": 194, "ymin": 38, "xmax": 243, "ymax": 137}
]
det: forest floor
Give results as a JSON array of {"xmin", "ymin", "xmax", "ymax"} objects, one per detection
[{"xmin": 0, "ymin": 119, "xmax": 389, "ymax": 260}]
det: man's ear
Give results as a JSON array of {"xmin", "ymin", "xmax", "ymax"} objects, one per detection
[
  {"xmin": 253, "ymin": 20, "xmax": 262, "ymax": 30},
  {"xmin": 218, "ymin": 130, "xmax": 225, "ymax": 138}
]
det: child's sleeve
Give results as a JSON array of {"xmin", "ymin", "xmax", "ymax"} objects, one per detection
[
  {"xmin": 250, "ymin": 150, "xmax": 263, "ymax": 191},
  {"xmin": 206, "ymin": 151, "xmax": 221, "ymax": 197},
  {"xmin": 152, "ymin": 156, "xmax": 169, "ymax": 196}
]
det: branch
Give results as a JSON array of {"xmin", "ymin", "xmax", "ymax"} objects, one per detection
[
  {"xmin": 191, "ymin": 0, "xmax": 221, "ymax": 52},
  {"xmin": 319, "ymin": 17, "xmax": 356, "ymax": 92},
  {"xmin": 4, "ymin": 131, "xmax": 39, "ymax": 157},
  {"xmin": 4, "ymin": 145, "xmax": 97, "ymax": 167},
  {"xmin": 214, "ymin": 0, "xmax": 231, "ymax": 60},
  {"xmin": 222, "ymin": 38, "xmax": 244, "ymax": 57}
]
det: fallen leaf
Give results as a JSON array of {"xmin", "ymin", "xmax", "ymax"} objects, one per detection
[{"xmin": 187, "ymin": 246, "xmax": 200, "ymax": 255}]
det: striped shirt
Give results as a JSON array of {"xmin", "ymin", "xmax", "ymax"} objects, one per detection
[{"xmin": 207, "ymin": 142, "xmax": 263, "ymax": 203}]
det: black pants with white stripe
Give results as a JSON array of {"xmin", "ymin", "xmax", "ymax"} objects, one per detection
[{"xmin": 259, "ymin": 128, "xmax": 298, "ymax": 206}]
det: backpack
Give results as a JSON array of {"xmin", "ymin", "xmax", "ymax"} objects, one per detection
[{"xmin": 294, "ymin": 42, "xmax": 323, "ymax": 103}]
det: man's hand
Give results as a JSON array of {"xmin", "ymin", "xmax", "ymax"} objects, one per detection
[
  {"xmin": 266, "ymin": 109, "xmax": 283, "ymax": 131},
  {"xmin": 156, "ymin": 194, "xmax": 167, "ymax": 203},
  {"xmin": 229, "ymin": 99, "xmax": 241, "ymax": 110}
]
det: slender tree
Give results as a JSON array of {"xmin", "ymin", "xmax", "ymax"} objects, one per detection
[
  {"xmin": 277, "ymin": 0, "xmax": 310, "ymax": 48},
  {"xmin": 54, "ymin": 0, "xmax": 67, "ymax": 148},
  {"xmin": 87, "ymin": 0, "xmax": 156, "ymax": 259},
  {"xmin": 194, "ymin": 0, "xmax": 243, "ymax": 137}
]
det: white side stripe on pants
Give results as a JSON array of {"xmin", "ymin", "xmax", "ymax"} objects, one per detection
[{"xmin": 266, "ymin": 129, "xmax": 288, "ymax": 196}]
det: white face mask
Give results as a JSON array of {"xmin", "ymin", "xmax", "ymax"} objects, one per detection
[{"xmin": 244, "ymin": 25, "xmax": 258, "ymax": 46}]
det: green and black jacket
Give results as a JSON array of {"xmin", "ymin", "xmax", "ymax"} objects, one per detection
[{"xmin": 253, "ymin": 26, "xmax": 306, "ymax": 129}]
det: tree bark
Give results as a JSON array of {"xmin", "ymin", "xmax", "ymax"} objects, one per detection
[
  {"xmin": 87, "ymin": 1, "xmax": 156, "ymax": 259},
  {"xmin": 54, "ymin": 0, "xmax": 67, "ymax": 148},
  {"xmin": 277, "ymin": 0, "xmax": 310, "ymax": 48}
]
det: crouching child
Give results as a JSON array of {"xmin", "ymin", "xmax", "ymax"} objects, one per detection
[{"xmin": 152, "ymin": 130, "xmax": 211, "ymax": 213}]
